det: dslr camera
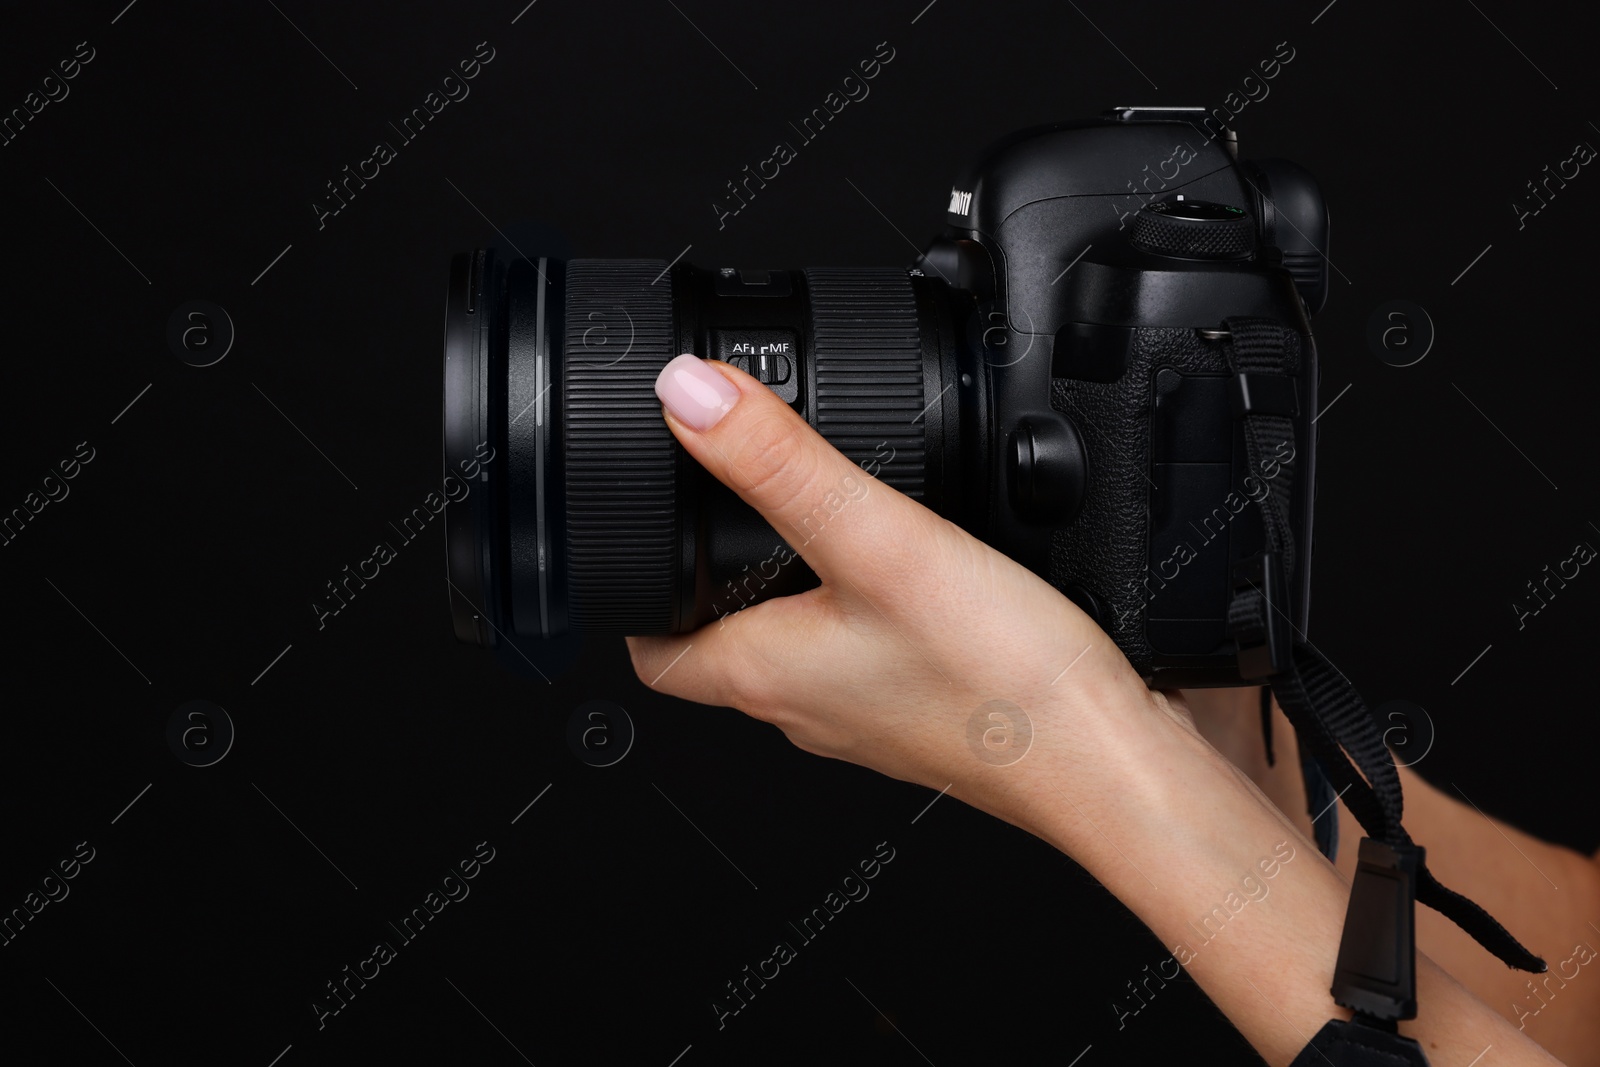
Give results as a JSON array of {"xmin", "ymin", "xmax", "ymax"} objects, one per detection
[{"xmin": 443, "ymin": 106, "xmax": 1328, "ymax": 687}]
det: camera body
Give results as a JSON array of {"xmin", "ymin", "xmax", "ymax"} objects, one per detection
[
  {"xmin": 917, "ymin": 106, "xmax": 1325, "ymax": 687},
  {"xmin": 443, "ymin": 107, "xmax": 1327, "ymax": 689}
]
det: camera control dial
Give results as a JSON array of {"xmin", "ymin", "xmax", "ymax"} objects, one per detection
[{"xmin": 1130, "ymin": 197, "xmax": 1254, "ymax": 260}]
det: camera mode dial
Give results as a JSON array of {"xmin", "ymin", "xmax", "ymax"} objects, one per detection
[{"xmin": 1130, "ymin": 197, "xmax": 1254, "ymax": 260}]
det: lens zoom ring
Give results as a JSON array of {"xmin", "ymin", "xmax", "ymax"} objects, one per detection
[
  {"xmin": 563, "ymin": 259, "xmax": 676, "ymax": 631},
  {"xmin": 804, "ymin": 268, "xmax": 926, "ymax": 497}
]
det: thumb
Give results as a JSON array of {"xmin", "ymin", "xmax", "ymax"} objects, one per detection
[{"xmin": 653, "ymin": 353, "xmax": 934, "ymax": 590}]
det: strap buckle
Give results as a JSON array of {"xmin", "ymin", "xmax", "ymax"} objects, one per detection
[{"xmin": 1332, "ymin": 838, "xmax": 1422, "ymax": 1022}]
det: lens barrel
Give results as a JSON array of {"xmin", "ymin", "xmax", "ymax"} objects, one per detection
[
  {"xmin": 560, "ymin": 260, "xmax": 678, "ymax": 632},
  {"xmin": 442, "ymin": 253, "xmax": 968, "ymax": 645}
]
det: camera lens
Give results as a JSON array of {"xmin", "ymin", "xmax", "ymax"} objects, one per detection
[{"xmin": 442, "ymin": 252, "xmax": 972, "ymax": 644}]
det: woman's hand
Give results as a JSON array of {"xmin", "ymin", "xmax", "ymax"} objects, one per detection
[
  {"xmin": 625, "ymin": 354, "xmax": 1172, "ymax": 823},
  {"xmin": 626, "ymin": 354, "xmax": 1574, "ymax": 1067}
]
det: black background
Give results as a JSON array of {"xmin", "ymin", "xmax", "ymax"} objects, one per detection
[{"xmin": 2, "ymin": 2, "xmax": 1596, "ymax": 1065}]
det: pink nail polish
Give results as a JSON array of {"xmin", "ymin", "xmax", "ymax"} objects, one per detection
[{"xmin": 655, "ymin": 354, "xmax": 740, "ymax": 431}]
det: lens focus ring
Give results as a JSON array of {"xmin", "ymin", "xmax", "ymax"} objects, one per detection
[
  {"xmin": 562, "ymin": 259, "xmax": 677, "ymax": 632},
  {"xmin": 805, "ymin": 268, "xmax": 927, "ymax": 497}
]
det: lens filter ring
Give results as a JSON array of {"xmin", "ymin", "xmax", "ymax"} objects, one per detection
[{"xmin": 443, "ymin": 249, "xmax": 499, "ymax": 646}]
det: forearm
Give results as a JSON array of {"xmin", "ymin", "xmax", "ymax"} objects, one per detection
[
  {"xmin": 638, "ymin": 353, "xmax": 1582, "ymax": 1061},
  {"xmin": 976, "ymin": 675, "xmax": 1566, "ymax": 1067},
  {"xmin": 1331, "ymin": 764, "xmax": 1600, "ymax": 1062},
  {"xmin": 1187, "ymin": 685, "xmax": 1600, "ymax": 1063}
]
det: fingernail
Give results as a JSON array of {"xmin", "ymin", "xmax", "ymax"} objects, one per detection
[{"xmin": 655, "ymin": 353, "xmax": 740, "ymax": 431}]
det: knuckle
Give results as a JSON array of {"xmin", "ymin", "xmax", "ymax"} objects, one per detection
[
  {"xmin": 726, "ymin": 662, "xmax": 775, "ymax": 712},
  {"xmin": 707, "ymin": 612, "xmax": 778, "ymax": 712},
  {"xmin": 627, "ymin": 642, "xmax": 662, "ymax": 691},
  {"xmin": 715, "ymin": 650, "xmax": 768, "ymax": 713},
  {"xmin": 728, "ymin": 410, "xmax": 817, "ymax": 507},
  {"xmin": 629, "ymin": 639, "xmax": 682, "ymax": 697}
]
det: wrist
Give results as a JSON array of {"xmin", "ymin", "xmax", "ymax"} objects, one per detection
[{"xmin": 952, "ymin": 658, "xmax": 1205, "ymax": 859}]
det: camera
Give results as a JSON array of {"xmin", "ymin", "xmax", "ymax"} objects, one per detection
[{"xmin": 442, "ymin": 106, "xmax": 1328, "ymax": 687}]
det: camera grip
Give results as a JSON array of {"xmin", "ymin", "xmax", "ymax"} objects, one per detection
[{"xmin": 1047, "ymin": 326, "xmax": 1238, "ymax": 676}]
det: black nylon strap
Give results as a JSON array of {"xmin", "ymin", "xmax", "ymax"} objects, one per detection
[
  {"xmin": 1222, "ymin": 319, "xmax": 1299, "ymax": 582},
  {"xmin": 1258, "ymin": 686, "xmax": 1276, "ymax": 767},
  {"xmin": 1301, "ymin": 737, "xmax": 1340, "ymax": 859},
  {"xmin": 1218, "ymin": 316, "xmax": 1545, "ymax": 975},
  {"xmin": 1263, "ymin": 687, "xmax": 1341, "ymax": 859},
  {"xmin": 1289, "ymin": 1019, "xmax": 1429, "ymax": 1067}
]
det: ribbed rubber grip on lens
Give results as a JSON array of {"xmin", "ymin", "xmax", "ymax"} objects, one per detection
[
  {"xmin": 563, "ymin": 260, "xmax": 677, "ymax": 632},
  {"xmin": 804, "ymin": 269, "xmax": 927, "ymax": 496}
]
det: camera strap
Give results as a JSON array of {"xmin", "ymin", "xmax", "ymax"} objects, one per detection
[
  {"xmin": 1261, "ymin": 685, "xmax": 1342, "ymax": 860},
  {"xmin": 1213, "ymin": 316, "xmax": 1545, "ymax": 1063}
]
